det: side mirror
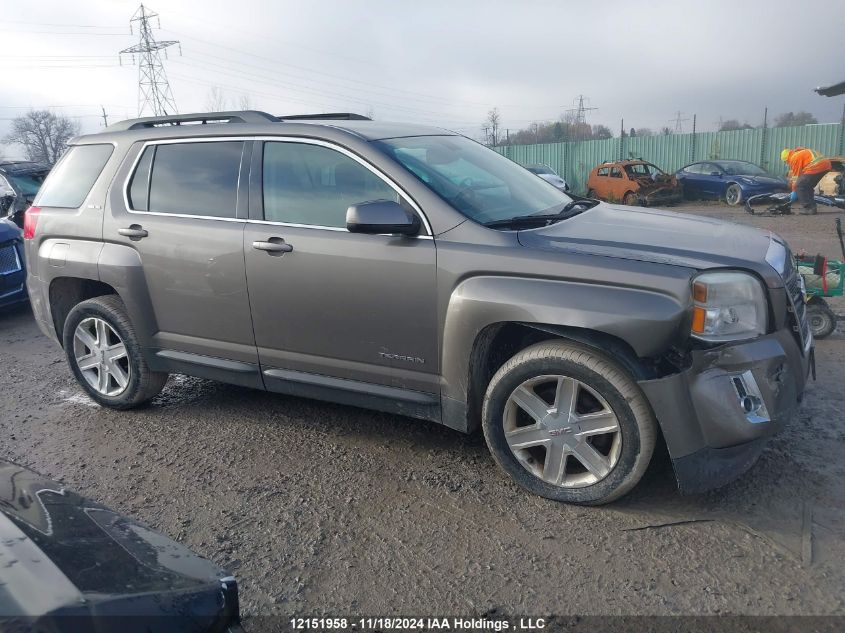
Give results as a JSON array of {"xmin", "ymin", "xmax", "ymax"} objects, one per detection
[
  {"xmin": 346, "ymin": 200, "xmax": 420, "ymax": 236},
  {"xmin": 710, "ymin": 171, "xmax": 722, "ymax": 177}
]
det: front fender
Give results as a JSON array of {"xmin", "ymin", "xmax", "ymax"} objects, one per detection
[{"xmin": 440, "ymin": 275, "xmax": 689, "ymax": 409}]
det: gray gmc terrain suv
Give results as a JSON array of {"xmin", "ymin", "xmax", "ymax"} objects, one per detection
[{"xmin": 24, "ymin": 111, "xmax": 812, "ymax": 505}]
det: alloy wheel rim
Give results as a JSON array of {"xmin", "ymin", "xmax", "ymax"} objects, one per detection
[
  {"xmin": 503, "ymin": 375, "xmax": 622, "ymax": 488},
  {"xmin": 73, "ymin": 317, "xmax": 131, "ymax": 397},
  {"xmin": 727, "ymin": 186, "xmax": 740, "ymax": 204}
]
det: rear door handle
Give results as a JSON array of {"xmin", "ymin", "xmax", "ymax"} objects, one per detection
[
  {"xmin": 118, "ymin": 225, "xmax": 148, "ymax": 239},
  {"xmin": 253, "ymin": 238, "xmax": 293, "ymax": 254}
]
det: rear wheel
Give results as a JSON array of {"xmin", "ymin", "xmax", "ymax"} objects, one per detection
[
  {"xmin": 623, "ymin": 191, "xmax": 639, "ymax": 206},
  {"xmin": 807, "ymin": 298, "xmax": 837, "ymax": 339},
  {"xmin": 482, "ymin": 340, "xmax": 656, "ymax": 505},
  {"xmin": 63, "ymin": 295, "xmax": 168, "ymax": 409},
  {"xmin": 725, "ymin": 183, "xmax": 743, "ymax": 206}
]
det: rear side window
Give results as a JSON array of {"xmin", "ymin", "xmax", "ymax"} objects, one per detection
[
  {"xmin": 36, "ymin": 144, "xmax": 113, "ymax": 208},
  {"xmin": 596, "ymin": 167, "xmax": 609, "ymax": 177},
  {"xmin": 129, "ymin": 141, "xmax": 244, "ymax": 218}
]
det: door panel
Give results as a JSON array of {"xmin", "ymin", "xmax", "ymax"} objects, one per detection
[
  {"xmin": 104, "ymin": 140, "xmax": 257, "ymax": 364},
  {"xmin": 245, "ymin": 139, "xmax": 438, "ymax": 394},
  {"xmin": 245, "ymin": 226, "xmax": 438, "ymax": 392}
]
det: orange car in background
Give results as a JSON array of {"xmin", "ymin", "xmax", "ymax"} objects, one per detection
[{"xmin": 586, "ymin": 160, "xmax": 683, "ymax": 206}]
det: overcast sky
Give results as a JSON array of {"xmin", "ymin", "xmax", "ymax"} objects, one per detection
[{"xmin": 2, "ymin": 0, "xmax": 844, "ymax": 158}]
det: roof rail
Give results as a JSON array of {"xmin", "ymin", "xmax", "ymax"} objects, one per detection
[
  {"xmin": 106, "ymin": 110, "xmax": 280, "ymax": 132},
  {"xmin": 279, "ymin": 112, "xmax": 371, "ymax": 121}
]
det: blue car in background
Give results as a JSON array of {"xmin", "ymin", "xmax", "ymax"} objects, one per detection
[
  {"xmin": 675, "ymin": 159, "xmax": 788, "ymax": 206},
  {"xmin": 0, "ymin": 218, "xmax": 27, "ymax": 309}
]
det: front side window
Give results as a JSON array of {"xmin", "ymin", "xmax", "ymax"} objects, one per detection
[
  {"xmin": 35, "ymin": 144, "xmax": 114, "ymax": 209},
  {"xmin": 129, "ymin": 141, "xmax": 244, "ymax": 218},
  {"xmin": 262, "ymin": 141, "xmax": 399, "ymax": 228},
  {"xmin": 375, "ymin": 135, "xmax": 570, "ymax": 225},
  {"xmin": 610, "ymin": 167, "xmax": 623, "ymax": 178}
]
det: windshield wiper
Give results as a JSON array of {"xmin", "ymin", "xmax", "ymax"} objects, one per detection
[{"xmin": 483, "ymin": 198, "xmax": 599, "ymax": 229}]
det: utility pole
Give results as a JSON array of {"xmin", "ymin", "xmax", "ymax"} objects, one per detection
[
  {"xmin": 669, "ymin": 110, "xmax": 689, "ymax": 133},
  {"xmin": 120, "ymin": 4, "xmax": 181, "ymax": 117},
  {"xmin": 100, "ymin": 106, "xmax": 109, "ymax": 127}
]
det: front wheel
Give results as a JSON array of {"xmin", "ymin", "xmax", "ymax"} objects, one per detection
[
  {"xmin": 725, "ymin": 183, "xmax": 743, "ymax": 206},
  {"xmin": 807, "ymin": 298, "xmax": 837, "ymax": 339},
  {"xmin": 623, "ymin": 191, "xmax": 639, "ymax": 206},
  {"xmin": 63, "ymin": 295, "xmax": 168, "ymax": 409},
  {"xmin": 482, "ymin": 340, "xmax": 656, "ymax": 505}
]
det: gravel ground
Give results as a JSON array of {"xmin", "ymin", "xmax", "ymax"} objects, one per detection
[{"xmin": 1, "ymin": 202, "xmax": 844, "ymax": 622}]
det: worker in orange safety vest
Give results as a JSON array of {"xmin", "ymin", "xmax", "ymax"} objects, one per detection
[{"xmin": 781, "ymin": 147, "xmax": 832, "ymax": 215}]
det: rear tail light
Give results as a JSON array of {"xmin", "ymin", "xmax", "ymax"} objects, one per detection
[{"xmin": 23, "ymin": 206, "xmax": 40, "ymax": 240}]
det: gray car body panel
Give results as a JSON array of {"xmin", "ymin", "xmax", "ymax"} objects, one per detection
[{"xmin": 25, "ymin": 114, "xmax": 811, "ymax": 494}]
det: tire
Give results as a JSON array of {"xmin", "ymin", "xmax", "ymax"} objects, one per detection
[
  {"xmin": 63, "ymin": 295, "xmax": 168, "ymax": 409},
  {"xmin": 482, "ymin": 340, "xmax": 656, "ymax": 505},
  {"xmin": 807, "ymin": 299, "xmax": 837, "ymax": 339},
  {"xmin": 623, "ymin": 191, "xmax": 639, "ymax": 206},
  {"xmin": 725, "ymin": 183, "xmax": 743, "ymax": 206}
]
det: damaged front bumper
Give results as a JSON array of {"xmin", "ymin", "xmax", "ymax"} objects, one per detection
[{"xmin": 639, "ymin": 328, "xmax": 812, "ymax": 493}]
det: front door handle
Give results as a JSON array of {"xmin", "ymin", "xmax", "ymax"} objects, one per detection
[
  {"xmin": 118, "ymin": 224, "xmax": 148, "ymax": 239},
  {"xmin": 253, "ymin": 238, "xmax": 293, "ymax": 254}
]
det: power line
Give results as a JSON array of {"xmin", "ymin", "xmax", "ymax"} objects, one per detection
[{"xmin": 119, "ymin": 4, "xmax": 180, "ymax": 116}]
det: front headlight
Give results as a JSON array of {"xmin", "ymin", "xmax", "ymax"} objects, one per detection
[{"xmin": 691, "ymin": 271, "xmax": 767, "ymax": 342}]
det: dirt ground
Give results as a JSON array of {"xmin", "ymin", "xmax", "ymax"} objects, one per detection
[{"xmin": 1, "ymin": 202, "xmax": 844, "ymax": 623}]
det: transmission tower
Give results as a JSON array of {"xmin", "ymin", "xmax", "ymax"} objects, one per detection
[
  {"xmin": 669, "ymin": 110, "xmax": 689, "ymax": 133},
  {"xmin": 565, "ymin": 95, "xmax": 598, "ymax": 126},
  {"xmin": 120, "ymin": 4, "xmax": 181, "ymax": 117}
]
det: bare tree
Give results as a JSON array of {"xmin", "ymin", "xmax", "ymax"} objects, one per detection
[
  {"xmin": 591, "ymin": 124, "xmax": 613, "ymax": 140},
  {"xmin": 205, "ymin": 87, "xmax": 228, "ymax": 112},
  {"xmin": 3, "ymin": 110, "xmax": 79, "ymax": 165},
  {"xmin": 483, "ymin": 108, "xmax": 502, "ymax": 146},
  {"xmin": 719, "ymin": 119, "xmax": 753, "ymax": 131},
  {"xmin": 238, "ymin": 94, "xmax": 254, "ymax": 110},
  {"xmin": 774, "ymin": 111, "xmax": 818, "ymax": 127},
  {"xmin": 635, "ymin": 127, "xmax": 654, "ymax": 137},
  {"xmin": 660, "ymin": 126, "xmax": 673, "ymax": 135}
]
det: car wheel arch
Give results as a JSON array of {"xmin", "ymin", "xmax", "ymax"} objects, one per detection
[
  {"xmin": 462, "ymin": 321, "xmax": 657, "ymax": 433},
  {"xmin": 48, "ymin": 277, "xmax": 119, "ymax": 346}
]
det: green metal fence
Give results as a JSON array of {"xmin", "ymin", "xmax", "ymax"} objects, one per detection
[{"xmin": 494, "ymin": 123, "xmax": 845, "ymax": 194}]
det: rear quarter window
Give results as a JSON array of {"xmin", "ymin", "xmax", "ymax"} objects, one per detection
[{"xmin": 35, "ymin": 144, "xmax": 114, "ymax": 208}]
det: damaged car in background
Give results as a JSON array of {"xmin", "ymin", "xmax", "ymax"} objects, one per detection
[
  {"xmin": 0, "ymin": 459, "xmax": 243, "ymax": 632},
  {"xmin": 676, "ymin": 159, "xmax": 788, "ymax": 206},
  {"xmin": 0, "ymin": 161, "xmax": 50, "ymax": 228},
  {"xmin": 586, "ymin": 159, "xmax": 683, "ymax": 206}
]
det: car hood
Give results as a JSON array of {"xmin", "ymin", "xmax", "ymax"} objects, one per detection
[
  {"xmin": 735, "ymin": 174, "xmax": 787, "ymax": 186},
  {"xmin": 517, "ymin": 203, "xmax": 784, "ymax": 285},
  {"xmin": 0, "ymin": 218, "xmax": 22, "ymax": 240},
  {"xmin": 0, "ymin": 460, "xmax": 238, "ymax": 622},
  {"xmin": 538, "ymin": 174, "xmax": 567, "ymax": 186}
]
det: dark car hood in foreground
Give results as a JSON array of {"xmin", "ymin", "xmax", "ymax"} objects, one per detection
[
  {"xmin": 517, "ymin": 203, "xmax": 782, "ymax": 284},
  {"xmin": 0, "ymin": 460, "xmax": 239, "ymax": 631}
]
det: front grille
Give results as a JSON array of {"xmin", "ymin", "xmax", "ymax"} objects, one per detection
[
  {"xmin": 783, "ymin": 264, "xmax": 811, "ymax": 353},
  {"xmin": 0, "ymin": 242, "xmax": 22, "ymax": 275}
]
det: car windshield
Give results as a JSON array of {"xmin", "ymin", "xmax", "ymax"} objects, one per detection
[
  {"xmin": 715, "ymin": 160, "xmax": 767, "ymax": 176},
  {"xmin": 375, "ymin": 136, "xmax": 572, "ymax": 225},
  {"xmin": 8, "ymin": 172, "xmax": 45, "ymax": 196},
  {"xmin": 625, "ymin": 163, "xmax": 661, "ymax": 176}
]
